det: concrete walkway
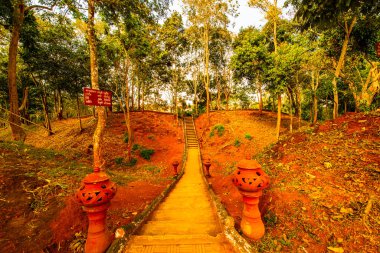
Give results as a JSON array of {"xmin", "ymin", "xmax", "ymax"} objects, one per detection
[{"xmin": 124, "ymin": 118, "xmax": 234, "ymax": 253}]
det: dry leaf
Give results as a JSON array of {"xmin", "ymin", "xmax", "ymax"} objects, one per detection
[
  {"xmin": 327, "ymin": 246, "xmax": 344, "ymax": 252},
  {"xmin": 306, "ymin": 172, "xmax": 316, "ymax": 179},
  {"xmin": 340, "ymin": 207, "xmax": 353, "ymax": 214}
]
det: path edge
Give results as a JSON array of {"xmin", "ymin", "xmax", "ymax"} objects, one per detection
[
  {"xmin": 193, "ymin": 115, "xmax": 255, "ymax": 253},
  {"xmin": 107, "ymin": 119, "xmax": 187, "ymax": 253}
]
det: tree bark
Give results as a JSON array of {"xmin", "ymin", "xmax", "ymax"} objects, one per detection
[
  {"xmin": 123, "ymin": 57, "xmax": 132, "ymax": 161},
  {"xmin": 288, "ymin": 92, "xmax": 293, "ymax": 133},
  {"xmin": 204, "ymin": 23, "xmax": 210, "ymax": 123},
  {"xmin": 76, "ymin": 94, "xmax": 83, "ymax": 132},
  {"xmin": 275, "ymin": 94, "xmax": 281, "ymax": 140},
  {"xmin": 312, "ymin": 91, "xmax": 318, "ymax": 124},
  {"xmin": 8, "ymin": 2, "xmax": 26, "ymax": 141},
  {"xmin": 41, "ymin": 91, "xmax": 53, "ymax": 135},
  {"xmin": 88, "ymin": 0, "xmax": 105, "ymax": 171},
  {"xmin": 258, "ymin": 77, "xmax": 263, "ymax": 114},
  {"xmin": 332, "ymin": 17, "xmax": 357, "ymax": 119},
  {"xmin": 137, "ymin": 77, "xmax": 141, "ymax": 111},
  {"xmin": 56, "ymin": 89, "xmax": 63, "ymax": 120}
]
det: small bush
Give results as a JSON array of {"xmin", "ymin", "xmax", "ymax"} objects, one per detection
[
  {"xmin": 115, "ymin": 157, "xmax": 123, "ymax": 165},
  {"xmin": 245, "ymin": 133, "xmax": 252, "ymax": 140},
  {"xmin": 234, "ymin": 139, "xmax": 241, "ymax": 147},
  {"xmin": 210, "ymin": 124, "xmax": 225, "ymax": 137},
  {"xmin": 140, "ymin": 148, "xmax": 155, "ymax": 160},
  {"xmin": 132, "ymin": 144, "xmax": 141, "ymax": 151},
  {"xmin": 125, "ymin": 157, "xmax": 137, "ymax": 166}
]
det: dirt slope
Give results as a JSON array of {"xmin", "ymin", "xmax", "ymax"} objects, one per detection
[
  {"xmin": 196, "ymin": 110, "xmax": 380, "ymax": 253},
  {"xmin": 0, "ymin": 111, "xmax": 183, "ymax": 252}
]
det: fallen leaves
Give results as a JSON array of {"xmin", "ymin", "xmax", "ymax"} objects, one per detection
[{"xmin": 327, "ymin": 246, "xmax": 344, "ymax": 252}]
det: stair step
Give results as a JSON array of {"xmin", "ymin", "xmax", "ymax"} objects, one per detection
[
  {"xmin": 150, "ymin": 209, "xmax": 216, "ymax": 222},
  {"xmin": 138, "ymin": 221, "xmax": 220, "ymax": 236},
  {"xmin": 158, "ymin": 201, "xmax": 211, "ymax": 210},
  {"xmin": 126, "ymin": 234, "xmax": 235, "ymax": 253}
]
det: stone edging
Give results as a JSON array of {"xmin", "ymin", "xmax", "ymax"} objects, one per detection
[
  {"xmin": 198, "ymin": 151, "xmax": 255, "ymax": 253},
  {"xmin": 193, "ymin": 115, "xmax": 254, "ymax": 253}
]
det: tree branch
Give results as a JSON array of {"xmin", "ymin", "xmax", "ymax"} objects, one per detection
[{"xmin": 25, "ymin": 0, "xmax": 58, "ymax": 12}]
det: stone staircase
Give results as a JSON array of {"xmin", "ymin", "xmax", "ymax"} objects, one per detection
[
  {"xmin": 184, "ymin": 117, "xmax": 199, "ymax": 149},
  {"xmin": 124, "ymin": 117, "xmax": 234, "ymax": 253}
]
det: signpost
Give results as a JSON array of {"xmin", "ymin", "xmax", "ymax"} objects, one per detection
[
  {"xmin": 376, "ymin": 42, "xmax": 380, "ymax": 57},
  {"xmin": 83, "ymin": 87, "xmax": 112, "ymax": 107}
]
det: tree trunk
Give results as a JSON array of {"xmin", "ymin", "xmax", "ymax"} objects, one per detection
[
  {"xmin": 288, "ymin": 93, "xmax": 293, "ymax": 133},
  {"xmin": 193, "ymin": 75, "xmax": 198, "ymax": 115},
  {"xmin": 88, "ymin": 0, "xmax": 105, "ymax": 171},
  {"xmin": 225, "ymin": 93, "xmax": 229, "ymax": 110},
  {"xmin": 76, "ymin": 94, "xmax": 83, "ymax": 132},
  {"xmin": 258, "ymin": 77, "xmax": 263, "ymax": 114},
  {"xmin": 19, "ymin": 86, "xmax": 29, "ymax": 125},
  {"xmin": 344, "ymin": 100, "xmax": 347, "ymax": 113},
  {"xmin": 312, "ymin": 91, "xmax": 318, "ymax": 124},
  {"xmin": 275, "ymin": 94, "xmax": 281, "ymax": 140},
  {"xmin": 56, "ymin": 89, "xmax": 63, "ymax": 120},
  {"xmin": 204, "ymin": 23, "xmax": 210, "ymax": 123},
  {"xmin": 216, "ymin": 70, "xmax": 221, "ymax": 110},
  {"xmin": 41, "ymin": 91, "xmax": 53, "ymax": 135},
  {"xmin": 137, "ymin": 78, "xmax": 141, "ymax": 111},
  {"xmin": 141, "ymin": 86, "xmax": 145, "ymax": 112},
  {"xmin": 131, "ymin": 73, "xmax": 135, "ymax": 111},
  {"xmin": 8, "ymin": 3, "xmax": 26, "ymax": 141},
  {"xmin": 123, "ymin": 57, "xmax": 133, "ymax": 161},
  {"xmin": 332, "ymin": 17, "xmax": 357, "ymax": 119}
]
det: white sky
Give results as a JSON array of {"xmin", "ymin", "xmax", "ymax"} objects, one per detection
[{"xmin": 171, "ymin": 0, "xmax": 289, "ymax": 34}]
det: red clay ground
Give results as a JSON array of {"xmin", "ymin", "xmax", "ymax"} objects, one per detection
[
  {"xmin": 0, "ymin": 111, "xmax": 183, "ymax": 252},
  {"xmin": 196, "ymin": 110, "xmax": 380, "ymax": 253}
]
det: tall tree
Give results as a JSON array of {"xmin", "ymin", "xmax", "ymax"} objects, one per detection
[
  {"xmin": 231, "ymin": 27, "xmax": 269, "ymax": 114},
  {"xmin": 249, "ymin": 0, "xmax": 282, "ymax": 139},
  {"xmin": 1, "ymin": 0, "xmax": 56, "ymax": 141},
  {"xmin": 183, "ymin": 0, "xmax": 236, "ymax": 123},
  {"xmin": 287, "ymin": 0, "xmax": 380, "ymax": 119},
  {"xmin": 160, "ymin": 11, "xmax": 187, "ymax": 121}
]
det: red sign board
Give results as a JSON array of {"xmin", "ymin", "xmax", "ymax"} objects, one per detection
[
  {"xmin": 83, "ymin": 88, "xmax": 112, "ymax": 107},
  {"xmin": 376, "ymin": 42, "xmax": 380, "ymax": 57}
]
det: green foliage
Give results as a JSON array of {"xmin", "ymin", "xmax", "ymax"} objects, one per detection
[
  {"xmin": 126, "ymin": 158, "xmax": 138, "ymax": 166},
  {"xmin": 288, "ymin": 0, "xmax": 380, "ymax": 30},
  {"xmin": 234, "ymin": 138, "xmax": 241, "ymax": 147},
  {"xmin": 140, "ymin": 148, "xmax": 155, "ymax": 160},
  {"xmin": 245, "ymin": 133, "xmax": 253, "ymax": 140},
  {"xmin": 132, "ymin": 144, "xmax": 141, "ymax": 151},
  {"xmin": 142, "ymin": 165, "xmax": 160, "ymax": 174},
  {"xmin": 115, "ymin": 157, "xmax": 123, "ymax": 165},
  {"xmin": 264, "ymin": 210, "xmax": 278, "ymax": 227},
  {"xmin": 210, "ymin": 124, "xmax": 225, "ymax": 137},
  {"xmin": 231, "ymin": 27, "xmax": 270, "ymax": 83}
]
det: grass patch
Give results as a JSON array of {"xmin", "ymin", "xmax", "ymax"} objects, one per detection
[
  {"xmin": 210, "ymin": 124, "xmax": 225, "ymax": 137},
  {"xmin": 115, "ymin": 157, "xmax": 124, "ymax": 165},
  {"xmin": 140, "ymin": 148, "xmax": 155, "ymax": 160},
  {"xmin": 264, "ymin": 210, "xmax": 278, "ymax": 227},
  {"xmin": 245, "ymin": 133, "xmax": 253, "ymax": 140},
  {"xmin": 142, "ymin": 165, "xmax": 161, "ymax": 174},
  {"xmin": 131, "ymin": 143, "xmax": 155, "ymax": 160}
]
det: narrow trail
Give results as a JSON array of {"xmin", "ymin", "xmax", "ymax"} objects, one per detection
[{"xmin": 124, "ymin": 117, "xmax": 234, "ymax": 252}]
